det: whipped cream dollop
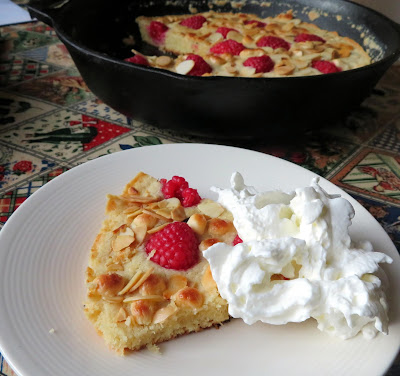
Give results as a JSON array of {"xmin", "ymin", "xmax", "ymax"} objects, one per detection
[{"xmin": 203, "ymin": 172, "xmax": 393, "ymax": 339}]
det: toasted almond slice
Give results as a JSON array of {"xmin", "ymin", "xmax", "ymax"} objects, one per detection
[
  {"xmin": 107, "ymin": 263, "xmax": 124, "ymax": 272},
  {"xmin": 123, "ymin": 295, "xmax": 165, "ymax": 303},
  {"xmin": 226, "ymin": 30, "xmax": 242, "ymax": 42},
  {"xmin": 112, "ymin": 224, "xmax": 126, "ymax": 234},
  {"xmin": 102, "ymin": 296, "xmax": 124, "ymax": 303},
  {"xmin": 133, "ymin": 213, "xmax": 158, "ymax": 228},
  {"xmin": 156, "ymin": 55, "xmax": 173, "ymax": 67},
  {"xmin": 123, "ymin": 204, "xmax": 141, "ymax": 214},
  {"xmin": 147, "ymin": 222, "xmax": 170, "ymax": 234},
  {"xmin": 120, "ymin": 226, "xmax": 134, "ymax": 236},
  {"xmin": 152, "ymin": 305, "xmax": 178, "ymax": 324},
  {"xmin": 128, "ymin": 267, "xmax": 154, "ymax": 293},
  {"xmin": 132, "ymin": 225, "xmax": 147, "ymax": 246},
  {"xmin": 112, "ymin": 235, "xmax": 135, "ymax": 253},
  {"xmin": 115, "ymin": 307, "xmax": 128, "ymax": 322},
  {"xmin": 163, "ymin": 275, "xmax": 188, "ymax": 299},
  {"xmin": 208, "ymin": 32, "xmax": 223, "ymax": 44},
  {"xmin": 176, "ymin": 59, "xmax": 195, "ymax": 75},
  {"xmin": 128, "ymin": 186, "xmax": 139, "ymax": 195},
  {"xmin": 118, "ymin": 270, "xmax": 143, "ymax": 295},
  {"xmin": 120, "ymin": 195, "xmax": 161, "ymax": 204},
  {"xmin": 171, "ymin": 206, "xmax": 186, "ymax": 221},
  {"xmin": 197, "ymin": 200, "xmax": 225, "ymax": 218},
  {"xmin": 187, "ymin": 213, "xmax": 207, "ymax": 235},
  {"xmin": 126, "ymin": 208, "xmax": 143, "ymax": 219},
  {"xmin": 142, "ymin": 209, "xmax": 171, "ymax": 221}
]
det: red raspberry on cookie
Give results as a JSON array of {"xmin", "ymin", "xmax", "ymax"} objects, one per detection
[
  {"xmin": 256, "ymin": 36, "xmax": 290, "ymax": 50},
  {"xmin": 243, "ymin": 55, "xmax": 274, "ymax": 73},
  {"xmin": 124, "ymin": 55, "xmax": 149, "ymax": 66},
  {"xmin": 312, "ymin": 60, "xmax": 342, "ymax": 74},
  {"xmin": 148, "ymin": 21, "xmax": 169, "ymax": 44},
  {"xmin": 180, "ymin": 15, "xmax": 207, "ymax": 30},
  {"xmin": 210, "ymin": 40, "xmax": 245, "ymax": 55},
  {"xmin": 216, "ymin": 27, "xmax": 238, "ymax": 39},
  {"xmin": 294, "ymin": 33, "xmax": 325, "ymax": 43},
  {"xmin": 145, "ymin": 222, "xmax": 199, "ymax": 270},
  {"xmin": 186, "ymin": 54, "xmax": 212, "ymax": 76}
]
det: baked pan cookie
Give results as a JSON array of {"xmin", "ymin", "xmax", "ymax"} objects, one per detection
[
  {"xmin": 84, "ymin": 172, "xmax": 235, "ymax": 354},
  {"xmin": 131, "ymin": 10, "xmax": 371, "ymax": 77}
]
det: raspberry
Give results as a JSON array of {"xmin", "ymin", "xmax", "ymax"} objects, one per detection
[
  {"xmin": 181, "ymin": 188, "xmax": 202, "ymax": 207},
  {"xmin": 233, "ymin": 235, "xmax": 243, "ymax": 245},
  {"xmin": 244, "ymin": 20, "xmax": 266, "ymax": 27},
  {"xmin": 216, "ymin": 27, "xmax": 238, "ymax": 39},
  {"xmin": 145, "ymin": 222, "xmax": 199, "ymax": 270},
  {"xmin": 210, "ymin": 39, "xmax": 245, "ymax": 56},
  {"xmin": 256, "ymin": 36, "xmax": 290, "ymax": 50},
  {"xmin": 124, "ymin": 55, "xmax": 149, "ymax": 66},
  {"xmin": 312, "ymin": 60, "xmax": 342, "ymax": 74},
  {"xmin": 186, "ymin": 54, "xmax": 212, "ymax": 76},
  {"xmin": 294, "ymin": 33, "xmax": 325, "ymax": 43},
  {"xmin": 160, "ymin": 176, "xmax": 201, "ymax": 207},
  {"xmin": 243, "ymin": 55, "xmax": 274, "ymax": 73},
  {"xmin": 180, "ymin": 15, "xmax": 207, "ymax": 30},
  {"xmin": 147, "ymin": 21, "xmax": 169, "ymax": 44}
]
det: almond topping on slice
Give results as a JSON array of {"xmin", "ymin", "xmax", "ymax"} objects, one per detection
[
  {"xmin": 123, "ymin": 295, "xmax": 165, "ymax": 303},
  {"xmin": 197, "ymin": 200, "xmax": 225, "ymax": 218},
  {"xmin": 187, "ymin": 213, "xmax": 207, "ymax": 235},
  {"xmin": 112, "ymin": 234, "xmax": 135, "ymax": 253},
  {"xmin": 118, "ymin": 270, "xmax": 143, "ymax": 296},
  {"xmin": 156, "ymin": 55, "xmax": 173, "ymax": 67},
  {"xmin": 152, "ymin": 305, "xmax": 178, "ymax": 324},
  {"xmin": 128, "ymin": 267, "xmax": 154, "ymax": 293},
  {"xmin": 174, "ymin": 287, "xmax": 204, "ymax": 309},
  {"xmin": 139, "ymin": 274, "xmax": 167, "ymax": 296},
  {"xmin": 176, "ymin": 59, "xmax": 195, "ymax": 75},
  {"xmin": 115, "ymin": 307, "xmax": 128, "ymax": 322},
  {"xmin": 132, "ymin": 225, "xmax": 148, "ymax": 246},
  {"xmin": 147, "ymin": 223, "xmax": 170, "ymax": 234},
  {"xmin": 171, "ymin": 206, "xmax": 186, "ymax": 221},
  {"xmin": 131, "ymin": 300, "xmax": 157, "ymax": 325},
  {"xmin": 208, "ymin": 218, "xmax": 234, "ymax": 235},
  {"xmin": 163, "ymin": 275, "xmax": 188, "ymax": 299},
  {"xmin": 133, "ymin": 213, "xmax": 158, "ymax": 229},
  {"xmin": 97, "ymin": 273, "xmax": 126, "ymax": 297}
]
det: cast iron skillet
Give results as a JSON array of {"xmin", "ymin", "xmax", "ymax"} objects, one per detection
[{"xmin": 28, "ymin": 0, "xmax": 400, "ymax": 138}]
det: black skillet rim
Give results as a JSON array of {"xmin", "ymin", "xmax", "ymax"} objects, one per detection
[{"xmin": 28, "ymin": 0, "xmax": 400, "ymax": 82}]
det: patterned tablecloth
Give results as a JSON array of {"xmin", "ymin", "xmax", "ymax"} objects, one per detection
[{"xmin": 1, "ymin": 3, "xmax": 400, "ymax": 376}]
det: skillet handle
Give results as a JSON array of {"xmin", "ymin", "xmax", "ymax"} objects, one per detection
[{"xmin": 27, "ymin": 0, "xmax": 71, "ymax": 26}]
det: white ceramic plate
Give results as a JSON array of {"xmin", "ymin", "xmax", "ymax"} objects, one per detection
[{"xmin": 0, "ymin": 144, "xmax": 399, "ymax": 376}]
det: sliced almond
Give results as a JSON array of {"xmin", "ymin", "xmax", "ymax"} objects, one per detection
[
  {"xmin": 126, "ymin": 208, "xmax": 143, "ymax": 219},
  {"xmin": 156, "ymin": 55, "xmax": 173, "ymax": 67},
  {"xmin": 128, "ymin": 187, "xmax": 139, "ymax": 195},
  {"xmin": 187, "ymin": 213, "xmax": 207, "ymax": 235},
  {"xmin": 120, "ymin": 195, "xmax": 161, "ymax": 204},
  {"xmin": 197, "ymin": 200, "xmax": 225, "ymax": 218},
  {"xmin": 163, "ymin": 275, "xmax": 188, "ymax": 299},
  {"xmin": 152, "ymin": 305, "xmax": 178, "ymax": 324},
  {"xmin": 133, "ymin": 225, "xmax": 148, "ymax": 246},
  {"xmin": 142, "ymin": 209, "xmax": 171, "ymax": 221},
  {"xmin": 147, "ymin": 222, "xmax": 170, "ymax": 234},
  {"xmin": 240, "ymin": 66, "xmax": 257, "ymax": 76},
  {"xmin": 115, "ymin": 307, "xmax": 128, "ymax": 322},
  {"xmin": 112, "ymin": 235, "xmax": 135, "ymax": 253},
  {"xmin": 171, "ymin": 206, "xmax": 186, "ymax": 221},
  {"xmin": 123, "ymin": 204, "xmax": 141, "ymax": 214},
  {"xmin": 176, "ymin": 59, "xmax": 195, "ymax": 75},
  {"xmin": 118, "ymin": 270, "xmax": 143, "ymax": 295},
  {"xmin": 226, "ymin": 30, "xmax": 242, "ymax": 42},
  {"xmin": 208, "ymin": 32, "xmax": 223, "ymax": 44},
  {"xmin": 123, "ymin": 294, "xmax": 165, "ymax": 303},
  {"xmin": 128, "ymin": 267, "xmax": 154, "ymax": 293}
]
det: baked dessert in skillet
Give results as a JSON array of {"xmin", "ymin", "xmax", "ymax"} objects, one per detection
[
  {"xmin": 132, "ymin": 10, "xmax": 371, "ymax": 77},
  {"xmin": 84, "ymin": 172, "xmax": 235, "ymax": 353}
]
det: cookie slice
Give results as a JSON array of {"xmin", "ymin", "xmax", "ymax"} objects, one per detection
[{"xmin": 84, "ymin": 172, "xmax": 235, "ymax": 354}]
